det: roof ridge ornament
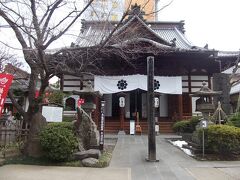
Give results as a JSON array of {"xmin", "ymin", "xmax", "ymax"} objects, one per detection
[
  {"xmin": 170, "ymin": 38, "xmax": 176, "ymax": 47},
  {"xmin": 127, "ymin": 3, "xmax": 145, "ymax": 21}
]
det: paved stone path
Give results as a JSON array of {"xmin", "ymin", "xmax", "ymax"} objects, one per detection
[
  {"xmin": 1, "ymin": 134, "xmax": 240, "ymax": 180},
  {"xmin": 110, "ymin": 134, "xmax": 240, "ymax": 180},
  {"xmin": 0, "ymin": 165, "xmax": 131, "ymax": 180}
]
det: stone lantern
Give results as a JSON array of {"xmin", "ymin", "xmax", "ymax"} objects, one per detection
[
  {"xmin": 73, "ymin": 81, "xmax": 101, "ymax": 116},
  {"xmin": 191, "ymin": 82, "xmax": 221, "ymax": 121}
]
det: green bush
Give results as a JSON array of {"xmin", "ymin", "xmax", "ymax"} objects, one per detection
[
  {"xmin": 173, "ymin": 120, "xmax": 191, "ymax": 133},
  {"xmin": 189, "ymin": 116, "xmax": 201, "ymax": 129},
  {"xmin": 173, "ymin": 116, "xmax": 201, "ymax": 133},
  {"xmin": 47, "ymin": 122, "xmax": 74, "ymax": 131},
  {"xmin": 227, "ymin": 113, "xmax": 240, "ymax": 127},
  {"xmin": 40, "ymin": 122, "xmax": 78, "ymax": 162},
  {"xmin": 207, "ymin": 125, "xmax": 240, "ymax": 155}
]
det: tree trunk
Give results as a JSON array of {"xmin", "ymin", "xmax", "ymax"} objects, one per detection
[{"xmin": 24, "ymin": 112, "xmax": 47, "ymax": 157}]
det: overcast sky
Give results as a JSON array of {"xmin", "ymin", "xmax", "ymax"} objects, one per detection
[
  {"xmin": 1, "ymin": 0, "xmax": 239, "ymax": 62},
  {"xmin": 158, "ymin": 0, "xmax": 240, "ymax": 51}
]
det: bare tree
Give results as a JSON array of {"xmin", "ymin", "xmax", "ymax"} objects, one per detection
[
  {"xmin": 0, "ymin": 0, "xmax": 97, "ymax": 155},
  {"xmin": 0, "ymin": 0, "xmax": 170, "ymax": 155},
  {"xmin": 0, "ymin": 48, "xmax": 21, "ymax": 72}
]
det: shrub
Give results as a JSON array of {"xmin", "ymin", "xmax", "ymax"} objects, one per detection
[
  {"xmin": 207, "ymin": 125, "xmax": 240, "ymax": 155},
  {"xmin": 172, "ymin": 120, "xmax": 191, "ymax": 133},
  {"xmin": 194, "ymin": 127, "xmax": 208, "ymax": 146},
  {"xmin": 47, "ymin": 122, "xmax": 74, "ymax": 131},
  {"xmin": 173, "ymin": 116, "xmax": 201, "ymax": 133},
  {"xmin": 227, "ymin": 113, "xmax": 240, "ymax": 128},
  {"xmin": 189, "ymin": 116, "xmax": 201, "ymax": 130},
  {"xmin": 40, "ymin": 122, "xmax": 78, "ymax": 162}
]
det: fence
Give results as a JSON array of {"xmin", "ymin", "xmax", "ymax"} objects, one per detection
[{"xmin": 0, "ymin": 118, "xmax": 29, "ymax": 153}]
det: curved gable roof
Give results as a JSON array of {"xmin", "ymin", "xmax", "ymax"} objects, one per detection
[
  {"xmin": 111, "ymin": 15, "xmax": 171, "ymax": 46},
  {"xmin": 76, "ymin": 15, "xmax": 209, "ymax": 51}
]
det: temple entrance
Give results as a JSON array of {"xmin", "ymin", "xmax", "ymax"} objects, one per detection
[{"xmin": 102, "ymin": 89, "xmax": 173, "ymax": 133}]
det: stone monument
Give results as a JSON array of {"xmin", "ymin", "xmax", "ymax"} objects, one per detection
[{"xmin": 73, "ymin": 80, "xmax": 101, "ymax": 149}]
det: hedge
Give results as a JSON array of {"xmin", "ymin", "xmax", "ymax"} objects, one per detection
[
  {"xmin": 173, "ymin": 116, "xmax": 201, "ymax": 133},
  {"xmin": 207, "ymin": 125, "xmax": 240, "ymax": 155},
  {"xmin": 227, "ymin": 113, "xmax": 240, "ymax": 128},
  {"xmin": 40, "ymin": 122, "xmax": 78, "ymax": 162}
]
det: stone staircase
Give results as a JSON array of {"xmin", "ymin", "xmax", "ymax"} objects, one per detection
[{"xmin": 104, "ymin": 121, "xmax": 175, "ymax": 134}]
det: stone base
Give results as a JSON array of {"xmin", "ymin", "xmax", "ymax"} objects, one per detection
[
  {"xmin": 82, "ymin": 157, "xmax": 99, "ymax": 167},
  {"xmin": 145, "ymin": 158, "xmax": 159, "ymax": 162},
  {"xmin": 74, "ymin": 149, "xmax": 101, "ymax": 160}
]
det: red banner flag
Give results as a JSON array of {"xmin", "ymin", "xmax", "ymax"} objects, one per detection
[{"xmin": 0, "ymin": 73, "xmax": 13, "ymax": 117}]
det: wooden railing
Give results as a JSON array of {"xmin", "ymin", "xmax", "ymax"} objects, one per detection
[{"xmin": 0, "ymin": 120, "xmax": 29, "ymax": 153}]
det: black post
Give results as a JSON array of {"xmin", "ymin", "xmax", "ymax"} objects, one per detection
[
  {"xmin": 146, "ymin": 56, "xmax": 158, "ymax": 162},
  {"xmin": 99, "ymin": 101, "xmax": 105, "ymax": 151}
]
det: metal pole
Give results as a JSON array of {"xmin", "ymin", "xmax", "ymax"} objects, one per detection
[{"xmin": 146, "ymin": 56, "xmax": 158, "ymax": 162}]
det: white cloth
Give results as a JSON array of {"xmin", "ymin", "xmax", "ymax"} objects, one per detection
[{"xmin": 94, "ymin": 74, "xmax": 182, "ymax": 94}]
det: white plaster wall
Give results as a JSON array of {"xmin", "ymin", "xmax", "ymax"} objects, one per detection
[
  {"xmin": 159, "ymin": 94, "xmax": 168, "ymax": 117},
  {"xmin": 125, "ymin": 93, "xmax": 130, "ymax": 118}
]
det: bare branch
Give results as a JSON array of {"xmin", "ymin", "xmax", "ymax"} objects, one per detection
[
  {"xmin": 43, "ymin": 0, "xmax": 94, "ymax": 49},
  {"xmin": 0, "ymin": 9, "xmax": 28, "ymax": 48},
  {"xmin": 30, "ymin": 0, "xmax": 42, "ymax": 41},
  {"xmin": 145, "ymin": 0, "xmax": 174, "ymax": 16},
  {"xmin": 42, "ymin": 0, "xmax": 63, "ymax": 36}
]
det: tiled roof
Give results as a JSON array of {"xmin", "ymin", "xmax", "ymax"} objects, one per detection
[
  {"xmin": 153, "ymin": 27, "xmax": 192, "ymax": 49},
  {"xmin": 75, "ymin": 16, "xmax": 195, "ymax": 50},
  {"xmin": 76, "ymin": 27, "xmax": 111, "ymax": 47},
  {"xmin": 217, "ymin": 51, "xmax": 240, "ymax": 57}
]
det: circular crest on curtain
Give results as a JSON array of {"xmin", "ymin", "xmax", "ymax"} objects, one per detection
[
  {"xmin": 117, "ymin": 79, "xmax": 128, "ymax": 90},
  {"xmin": 154, "ymin": 79, "xmax": 160, "ymax": 90}
]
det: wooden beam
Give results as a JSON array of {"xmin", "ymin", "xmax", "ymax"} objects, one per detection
[{"xmin": 146, "ymin": 56, "xmax": 158, "ymax": 162}]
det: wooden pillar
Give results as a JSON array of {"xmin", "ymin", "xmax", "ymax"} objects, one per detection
[
  {"xmin": 118, "ymin": 93, "xmax": 126, "ymax": 131},
  {"xmin": 188, "ymin": 73, "xmax": 191, "ymax": 93},
  {"xmin": 178, "ymin": 95, "xmax": 183, "ymax": 120},
  {"xmin": 146, "ymin": 56, "xmax": 158, "ymax": 162},
  {"xmin": 188, "ymin": 73, "xmax": 192, "ymax": 115}
]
